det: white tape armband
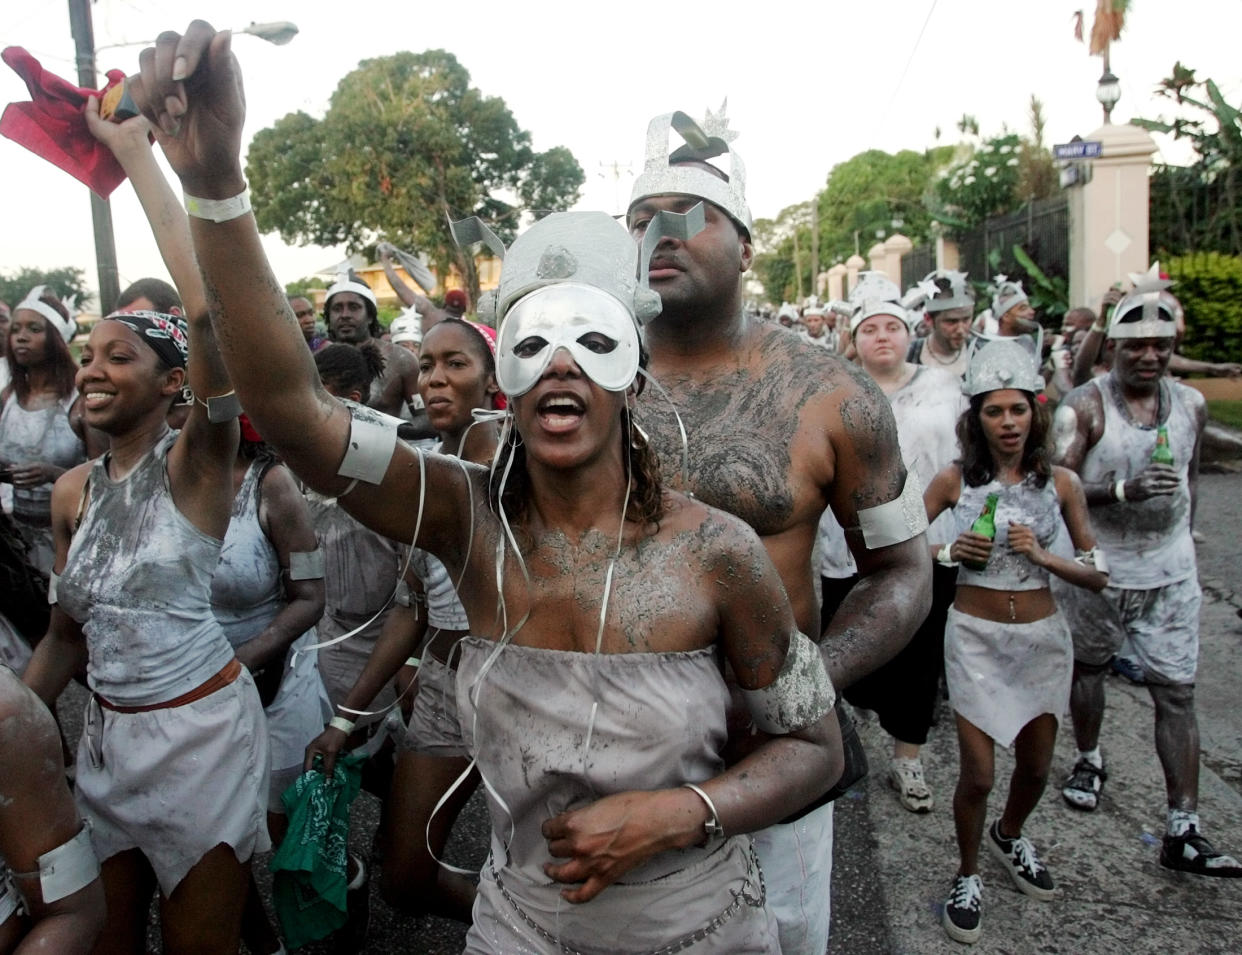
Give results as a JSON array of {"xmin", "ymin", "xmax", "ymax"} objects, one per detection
[
  {"xmin": 741, "ymin": 631, "xmax": 836, "ymax": 734},
  {"xmin": 1075, "ymin": 547, "xmax": 1109, "ymax": 575},
  {"xmin": 856, "ymin": 473, "xmax": 928, "ymax": 550},
  {"xmin": 48, "ymin": 572, "xmax": 59, "ymax": 605},
  {"xmin": 394, "ymin": 579, "xmax": 412, "ymax": 608},
  {"xmin": 337, "ymin": 400, "xmax": 400, "ymax": 486},
  {"xmin": 288, "ymin": 549, "xmax": 325, "ymax": 581},
  {"xmin": 13, "ymin": 824, "xmax": 100, "ymax": 905},
  {"xmin": 196, "ymin": 389, "xmax": 242, "ymax": 423},
  {"xmin": 0, "ymin": 868, "xmax": 21, "ymax": 921}
]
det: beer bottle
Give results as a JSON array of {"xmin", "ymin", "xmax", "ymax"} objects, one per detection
[
  {"xmin": 963, "ymin": 492, "xmax": 1000, "ymax": 572},
  {"xmin": 1151, "ymin": 425, "xmax": 1174, "ymax": 466}
]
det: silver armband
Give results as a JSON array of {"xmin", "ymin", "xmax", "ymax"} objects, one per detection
[
  {"xmin": 1075, "ymin": 547, "xmax": 1109, "ymax": 575},
  {"xmin": 288, "ymin": 548, "xmax": 325, "ymax": 581},
  {"xmin": 13, "ymin": 823, "xmax": 99, "ymax": 905},
  {"xmin": 195, "ymin": 389, "xmax": 243, "ymax": 423},
  {"xmin": 48, "ymin": 572, "xmax": 59, "ymax": 605},
  {"xmin": 855, "ymin": 474, "xmax": 928, "ymax": 550},
  {"xmin": 337, "ymin": 399, "xmax": 400, "ymax": 485},
  {"xmin": 741, "ymin": 631, "xmax": 836, "ymax": 734}
]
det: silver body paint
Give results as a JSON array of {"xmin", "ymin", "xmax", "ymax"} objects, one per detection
[{"xmin": 741, "ymin": 631, "xmax": 836, "ymax": 734}]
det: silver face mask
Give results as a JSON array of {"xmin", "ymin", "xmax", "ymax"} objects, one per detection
[{"xmin": 497, "ymin": 283, "xmax": 640, "ymax": 397}]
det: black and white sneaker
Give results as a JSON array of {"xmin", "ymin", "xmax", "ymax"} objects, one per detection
[
  {"xmin": 1160, "ymin": 827, "xmax": 1242, "ymax": 878},
  {"xmin": 1061, "ymin": 758, "xmax": 1107, "ymax": 811},
  {"xmin": 987, "ymin": 820, "xmax": 1056, "ymax": 900},
  {"xmin": 942, "ymin": 873, "xmax": 983, "ymax": 944}
]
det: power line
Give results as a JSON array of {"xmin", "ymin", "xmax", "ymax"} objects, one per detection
[{"xmin": 886, "ymin": 0, "xmax": 940, "ymax": 113}]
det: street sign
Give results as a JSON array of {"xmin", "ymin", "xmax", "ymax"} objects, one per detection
[{"xmin": 1054, "ymin": 141, "xmax": 1103, "ymax": 161}]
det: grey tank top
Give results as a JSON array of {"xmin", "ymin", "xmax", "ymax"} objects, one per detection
[
  {"xmin": 1081, "ymin": 376, "xmax": 1197, "ymax": 588},
  {"xmin": 0, "ymin": 393, "xmax": 85, "ymax": 526},
  {"xmin": 954, "ymin": 473, "xmax": 1063, "ymax": 591},
  {"xmin": 211, "ymin": 459, "xmax": 285, "ymax": 648},
  {"xmin": 57, "ymin": 430, "xmax": 235, "ymax": 705}
]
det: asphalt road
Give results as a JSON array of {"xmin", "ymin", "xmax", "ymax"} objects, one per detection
[{"xmin": 56, "ymin": 470, "xmax": 1242, "ymax": 953}]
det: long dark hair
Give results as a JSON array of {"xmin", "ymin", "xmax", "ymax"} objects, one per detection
[
  {"xmin": 956, "ymin": 391, "xmax": 1052, "ymax": 488},
  {"xmin": 314, "ymin": 342, "xmax": 385, "ymax": 398},
  {"xmin": 7, "ymin": 291, "xmax": 77, "ymax": 404}
]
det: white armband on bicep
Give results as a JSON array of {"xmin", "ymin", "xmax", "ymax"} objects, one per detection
[
  {"xmin": 48, "ymin": 572, "xmax": 59, "ymax": 605},
  {"xmin": 1075, "ymin": 547, "xmax": 1109, "ymax": 575},
  {"xmin": 855, "ymin": 473, "xmax": 928, "ymax": 550},
  {"xmin": 741, "ymin": 631, "xmax": 836, "ymax": 734},
  {"xmin": 12, "ymin": 823, "xmax": 99, "ymax": 906},
  {"xmin": 337, "ymin": 399, "xmax": 401, "ymax": 486},
  {"xmin": 288, "ymin": 548, "xmax": 325, "ymax": 581}
]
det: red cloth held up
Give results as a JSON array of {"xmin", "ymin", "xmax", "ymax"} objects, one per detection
[{"xmin": 0, "ymin": 46, "xmax": 129, "ymax": 198}]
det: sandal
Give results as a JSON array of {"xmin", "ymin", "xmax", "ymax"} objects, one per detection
[{"xmin": 1061, "ymin": 758, "xmax": 1107, "ymax": 811}]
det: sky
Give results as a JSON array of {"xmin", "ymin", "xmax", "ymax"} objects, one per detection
[{"xmin": 2, "ymin": 0, "xmax": 1239, "ymax": 307}]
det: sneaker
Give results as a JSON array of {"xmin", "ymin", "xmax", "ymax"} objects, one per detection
[
  {"xmin": 1061, "ymin": 757, "xmax": 1107, "ymax": 811},
  {"xmin": 1160, "ymin": 826, "xmax": 1242, "ymax": 878},
  {"xmin": 337, "ymin": 852, "xmax": 371, "ymax": 953},
  {"xmin": 942, "ymin": 873, "xmax": 983, "ymax": 944},
  {"xmin": 889, "ymin": 757, "xmax": 934, "ymax": 813},
  {"xmin": 1110, "ymin": 655, "xmax": 1146, "ymax": 684},
  {"xmin": 987, "ymin": 821, "xmax": 1055, "ymax": 900}
]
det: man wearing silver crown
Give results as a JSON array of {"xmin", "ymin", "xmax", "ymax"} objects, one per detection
[
  {"xmin": 1052, "ymin": 268, "xmax": 1241, "ymax": 877},
  {"xmin": 907, "ymin": 270, "xmax": 974, "ymax": 379},
  {"xmin": 628, "ymin": 106, "xmax": 933, "ymax": 953}
]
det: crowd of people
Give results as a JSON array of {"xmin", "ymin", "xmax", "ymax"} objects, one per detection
[{"xmin": 0, "ymin": 18, "xmax": 1239, "ymax": 955}]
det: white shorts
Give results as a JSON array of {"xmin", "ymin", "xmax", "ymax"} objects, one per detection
[
  {"xmin": 75, "ymin": 671, "xmax": 271, "ymax": 896},
  {"xmin": 265, "ymin": 634, "xmax": 331, "ymax": 807},
  {"xmin": 400, "ymin": 656, "xmax": 466, "ymax": 758},
  {"xmin": 751, "ymin": 802, "xmax": 834, "ymax": 955},
  {"xmin": 1062, "ymin": 576, "xmax": 1201, "ymax": 685}
]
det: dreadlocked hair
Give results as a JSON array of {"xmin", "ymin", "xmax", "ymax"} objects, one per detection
[
  {"xmin": 487, "ymin": 405, "xmax": 666, "ymax": 532},
  {"xmin": 956, "ymin": 391, "xmax": 1052, "ymax": 488}
]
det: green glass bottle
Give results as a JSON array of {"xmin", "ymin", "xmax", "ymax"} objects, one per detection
[
  {"xmin": 1151, "ymin": 425, "xmax": 1174, "ymax": 466},
  {"xmin": 963, "ymin": 492, "xmax": 1000, "ymax": 572}
]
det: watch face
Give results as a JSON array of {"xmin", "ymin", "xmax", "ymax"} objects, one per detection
[{"xmin": 498, "ymin": 283, "xmax": 639, "ymax": 397}]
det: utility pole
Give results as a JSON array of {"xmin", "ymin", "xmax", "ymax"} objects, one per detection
[
  {"xmin": 68, "ymin": 0, "xmax": 120, "ymax": 315},
  {"xmin": 810, "ymin": 201, "xmax": 820, "ymax": 300},
  {"xmin": 792, "ymin": 227, "xmax": 803, "ymax": 301}
]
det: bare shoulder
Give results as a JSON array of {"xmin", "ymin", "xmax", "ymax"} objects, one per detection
[
  {"xmin": 51, "ymin": 460, "xmax": 93, "ymax": 511},
  {"xmin": 1060, "ymin": 379, "xmax": 1105, "ymax": 420},
  {"xmin": 1171, "ymin": 379, "xmax": 1208, "ymax": 420},
  {"xmin": 1052, "ymin": 465, "xmax": 1086, "ymax": 497},
  {"xmin": 657, "ymin": 490, "xmax": 766, "ymax": 563}
]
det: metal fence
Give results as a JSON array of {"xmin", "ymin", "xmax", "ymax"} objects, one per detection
[
  {"xmin": 1150, "ymin": 164, "xmax": 1242, "ymax": 257},
  {"xmin": 900, "ymin": 243, "xmax": 935, "ymax": 289},
  {"xmin": 956, "ymin": 196, "xmax": 1069, "ymax": 284}
]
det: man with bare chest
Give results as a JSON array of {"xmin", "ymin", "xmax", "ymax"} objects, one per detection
[
  {"xmin": 628, "ymin": 109, "xmax": 933, "ymax": 953},
  {"xmin": 1053, "ymin": 276, "xmax": 1241, "ymax": 877}
]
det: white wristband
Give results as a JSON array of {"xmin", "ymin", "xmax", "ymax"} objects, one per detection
[
  {"xmin": 184, "ymin": 187, "xmax": 252, "ymax": 223},
  {"xmin": 1114, "ymin": 479, "xmax": 1127, "ymax": 503},
  {"xmin": 936, "ymin": 542, "xmax": 958, "ymax": 567},
  {"xmin": 328, "ymin": 715, "xmax": 355, "ymax": 735}
]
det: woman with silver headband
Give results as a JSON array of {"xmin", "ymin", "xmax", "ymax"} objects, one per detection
[
  {"xmin": 923, "ymin": 334, "xmax": 1108, "ymax": 946},
  {"xmin": 128, "ymin": 22, "xmax": 842, "ymax": 951},
  {"xmin": 22, "ymin": 98, "xmax": 270, "ymax": 953},
  {"xmin": 0, "ymin": 286, "xmax": 87, "ymax": 578}
]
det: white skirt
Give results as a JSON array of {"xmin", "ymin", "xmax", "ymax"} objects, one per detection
[
  {"xmin": 266, "ymin": 632, "xmax": 331, "ymax": 777},
  {"xmin": 401, "ymin": 655, "xmax": 466, "ymax": 758},
  {"xmin": 75, "ymin": 670, "xmax": 271, "ymax": 896},
  {"xmin": 944, "ymin": 606, "xmax": 1072, "ymax": 747}
]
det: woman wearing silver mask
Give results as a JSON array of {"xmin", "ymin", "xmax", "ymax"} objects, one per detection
[{"xmin": 130, "ymin": 22, "xmax": 842, "ymax": 953}]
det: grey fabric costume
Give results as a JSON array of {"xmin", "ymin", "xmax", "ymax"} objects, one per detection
[{"xmin": 456, "ymin": 637, "xmax": 778, "ymax": 954}]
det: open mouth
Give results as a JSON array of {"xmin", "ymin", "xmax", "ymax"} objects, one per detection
[
  {"xmin": 83, "ymin": 391, "xmax": 116, "ymax": 409},
  {"xmin": 536, "ymin": 393, "xmax": 585, "ymax": 431}
]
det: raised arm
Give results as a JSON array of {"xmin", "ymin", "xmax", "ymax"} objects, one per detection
[
  {"xmin": 0, "ymin": 674, "xmax": 105, "ymax": 953},
  {"xmin": 819, "ymin": 377, "xmax": 932, "ymax": 690},
  {"xmin": 125, "ymin": 22, "xmax": 468, "ymax": 551}
]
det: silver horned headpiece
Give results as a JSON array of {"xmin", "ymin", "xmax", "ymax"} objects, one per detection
[
  {"xmin": 962, "ymin": 331, "xmax": 1045, "ymax": 398},
  {"xmin": 1108, "ymin": 263, "xmax": 1178, "ymax": 340},
  {"xmin": 923, "ymin": 269, "xmax": 974, "ymax": 313},
  {"xmin": 990, "ymin": 274, "xmax": 1028, "ymax": 317},
  {"xmin": 628, "ymin": 102, "xmax": 751, "ymax": 237}
]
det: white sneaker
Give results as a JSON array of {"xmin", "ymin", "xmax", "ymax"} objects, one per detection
[{"xmin": 889, "ymin": 756, "xmax": 934, "ymax": 813}]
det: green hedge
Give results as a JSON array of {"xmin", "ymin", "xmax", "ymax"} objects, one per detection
[{"xmin": 1166, "ymin": 252, "xmax": 1242, "ymax": 362}]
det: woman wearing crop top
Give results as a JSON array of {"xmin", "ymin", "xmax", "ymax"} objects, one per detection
[
  {"xmin": 22, "ymin": 103, "xmax": 270, "ymax": 954},
  {"xmin": 924, "ymin": 337, "xmax": 1108, "ymax": 946}
]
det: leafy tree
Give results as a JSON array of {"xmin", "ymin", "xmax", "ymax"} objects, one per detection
[
  {"xmin": 246, "ymin": 50, "xmax": 584, "ymax": 303},
  {"xmin": 283, "ymin": 276, "xmax": 328, "ymax": 300},
  {"xmin": 0, "ymin": 266, "xmax": 90, "ymax": 311}
]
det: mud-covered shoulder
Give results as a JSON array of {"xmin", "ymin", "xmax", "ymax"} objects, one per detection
[{"xmin": 661, "ymin": 489, "xmax": 776, "ymax": 585}]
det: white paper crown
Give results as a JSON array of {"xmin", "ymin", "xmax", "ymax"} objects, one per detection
[
  {"xmin": 963, "ymin": 332, "xmax": 1045, "ymax": 397},
  {"xmin": 15, "ymin": 286, "xmax": 76, "ymax": 341},
  {"xmin": 990, "ymin": 274, "xmax": 1028, "ymax": 317},
  {"xmin": 923, "ymin": 269, "xmax": 974, "ymax": 313},
  {"xmin": 629, "ymin": 102, "xmax": 751, "ymax": 236},
  {"xmin": 848, "ymin": 272, "xmax": 910, "ymax": 334},
  {"xmin": 325, "ymin": 271, "xmax": 378, "ymax": 310},
  {"xmin": 1108, "ymin": 263, "xmax": 1178, "ymax": 340}
]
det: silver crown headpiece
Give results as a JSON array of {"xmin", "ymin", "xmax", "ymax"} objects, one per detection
[
  {"xmin": 922, "ymin": 269, "xmax": 974, "ymax": 313},
  {"xmin": 963, "ymin": 331, "xmax": 1045, "ymax": 397},
  {"xmin": 990, "ymin": 274, "xmax": 1028, "ymax": 317},
  {"xmin": 1108, "ymin": 263, "xmax": 1178, "ymax": 340}
]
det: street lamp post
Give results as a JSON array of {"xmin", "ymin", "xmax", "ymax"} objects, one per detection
[
  {"xmin": 65, "ymin": 3, "xmax": 298, "ymax": 316},
  {"xmin": 1096, "ymin": 48, "xmax": 1122, "ymax": 124}
]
